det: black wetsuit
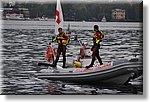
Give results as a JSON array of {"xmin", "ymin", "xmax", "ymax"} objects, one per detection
[
  {"xmin": 53, "ymin": 45, "xmax": 66, "ymax": 67},
  {"xmin": 52, "ymin": 33, "xmax": 68, "ymax": 68},
  {"xmin": 86, "ymin": 30, "xmax": 103, "ymax": 68},
  {"xmin": 90, "ymin": 44, "xmax": 103, "ymax": 66}
]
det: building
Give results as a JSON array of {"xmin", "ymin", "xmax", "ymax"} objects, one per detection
[
  {"xmin": 112, "ymin": 9, "xmax": 125, "ymax": 21},
  {"xmin": 2, "ymin": 2, "xmax": 30, "ymax": 20},
  {"xmin": 2, "ymin": 7, "xmax": 30, "ymax": 20},
  {"xmin": 101, "ymin": 16, "xmax": 107, "ymax": 22},
  {"xmin": 5, "ymin": 13, "xmax": 24, "ymax": 20}
]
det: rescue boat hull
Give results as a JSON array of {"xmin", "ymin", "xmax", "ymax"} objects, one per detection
[{"xmin": 36, "ymin": 58, "xmax": 142, "ymax": 85}]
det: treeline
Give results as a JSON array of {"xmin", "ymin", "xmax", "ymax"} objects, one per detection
[{"xmin": 3, "ymin": 2, "xmax": 143, "ymax": 22}]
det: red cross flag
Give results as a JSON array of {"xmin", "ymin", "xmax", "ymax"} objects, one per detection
[{"xmin": 55, "ymin": 0, "xmax": 64, "ymax": 35}]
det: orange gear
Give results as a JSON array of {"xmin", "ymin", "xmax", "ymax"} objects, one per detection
[{"xmin": 46, "ymin": 46, "xmax": 54, "ymax": 62}]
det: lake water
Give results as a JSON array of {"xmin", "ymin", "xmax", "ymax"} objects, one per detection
[{"xmin": 0, "ymin": 20, "xmax": 143, "ymax": 95}]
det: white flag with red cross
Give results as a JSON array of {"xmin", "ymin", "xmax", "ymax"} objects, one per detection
[{"xmin": 55, "ymin": 0, "xmax": 64, "ymax": 35}]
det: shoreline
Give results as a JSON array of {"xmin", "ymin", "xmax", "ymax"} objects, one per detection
[{"xmin": 1, "ymin": 20, "xmax": 143, "ymax": 30}]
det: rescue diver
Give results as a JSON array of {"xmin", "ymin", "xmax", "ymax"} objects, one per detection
[
  {"xmin": 51, "ymin": 28, "xmax": 69, "ymax": 68},
  {"xmin": 86, "ymin": 25, "xmax": 104, "ymax": 68}
]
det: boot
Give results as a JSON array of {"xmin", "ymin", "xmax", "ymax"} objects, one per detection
[
  {"xmin": 50, "ymin": 63, "xmax": 56, "ymax": 68},
  {"xmin": 99, "ymin": 59, "xmax": 103, "ymax": 65},
  {"xmin": 86, "ymin": 56, "xmax": 95, "ymax": 69},
  {"xmin": 100, "ymin": 62, "xmax": 103, "ymax": 65},
  {"xmin": 62, "ymin": 66, "xmax": 67, "ymax": 68},
  {"xmin": 62, "ymin": 62, "xmax": 67, "ymax": 68},
  {"xmin": 85, "ymin": 65, "xmax": 93, "ymax": 69}
]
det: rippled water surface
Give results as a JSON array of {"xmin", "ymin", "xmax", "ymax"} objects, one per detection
[{"xmin": 1, "ymin": 21, "xmax": 143, "ymax": 95}]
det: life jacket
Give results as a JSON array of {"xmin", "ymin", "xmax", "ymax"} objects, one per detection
[
  {"xmin": 46, "ymin": 46, "xmax": 54, "ymax": 62},
  {"xmin": 53, "ymin": 33, "xmax": 69, "ymax": 45},
  {"xmin": 93, "ymin": 31, "xmax": 104, "ymax": 44}
]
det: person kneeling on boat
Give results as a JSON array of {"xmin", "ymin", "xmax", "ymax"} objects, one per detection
[
  {"xmin": 86, "ymin": 25, "xmax": 104, "ymax": 69},
  {"xmin": 80, "ymin": 43, "xmax": 91, "ymax": 58},
  {"xmin": 51, "ymin": 28, "xmax": 69, "ymax": 68}
]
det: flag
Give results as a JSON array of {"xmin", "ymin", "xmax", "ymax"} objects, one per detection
[{"xmin": 55, "ymin": 0, "xmax": 64, "ymax": 35}]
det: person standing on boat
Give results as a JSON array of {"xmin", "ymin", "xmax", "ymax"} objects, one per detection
[
  {"xmin": 86, "ymin": 25, "xmax": 104, "ymax": 68},
  {"xmin": 51, "ymin": 28, "xmax": 69, "ymax": 68}
]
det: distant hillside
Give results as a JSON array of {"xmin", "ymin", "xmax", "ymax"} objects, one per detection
[{"xmin": 2, "ymin": 2, "xmax": 143, "ymax": 22}]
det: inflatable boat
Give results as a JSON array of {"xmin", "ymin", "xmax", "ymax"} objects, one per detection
[{"xmin": 36, "ymin": 58, "xmax": 142, "ymax": 85}]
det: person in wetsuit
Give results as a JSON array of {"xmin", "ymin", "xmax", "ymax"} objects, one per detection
[
  {"xmin": 51, "ymin": 28, "xmax": 69, "ymax": 68},
  {"xmin": 86, "ymin": 25, "xmax": 104, "ymax": 68}
]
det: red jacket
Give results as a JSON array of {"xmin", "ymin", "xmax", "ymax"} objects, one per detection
[{"xmin": 93, "ymin": 31, "xmax": 104, "ymax": 44}]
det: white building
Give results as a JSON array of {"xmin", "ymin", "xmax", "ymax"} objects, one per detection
[{"xmin": 112, "ymin": 9, "xmax": 125, "ymax": 20}]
